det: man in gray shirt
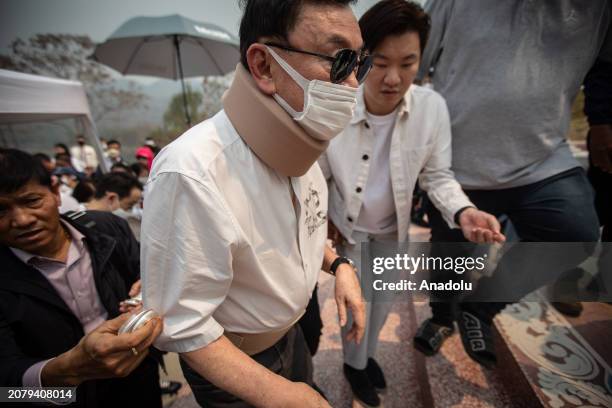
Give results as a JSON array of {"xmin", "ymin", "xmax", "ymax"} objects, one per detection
[{"xmin": 414, "ymin": 0, "xmax": 610, "ymax": 367}]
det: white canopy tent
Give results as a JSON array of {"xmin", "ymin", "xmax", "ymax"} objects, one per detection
[{"xmin": 0, "ymin": 69, "xmax": 108, "ymax": 171}]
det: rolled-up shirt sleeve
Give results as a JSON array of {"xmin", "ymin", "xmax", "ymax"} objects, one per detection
[{"xmin": 141, "ymin": 171, "xmax": 240, "ymax": 353}]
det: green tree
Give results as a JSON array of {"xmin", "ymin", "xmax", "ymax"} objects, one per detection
[{"xmin": 163, "ymin": 84, "xmax": 203, "ymax": 131}]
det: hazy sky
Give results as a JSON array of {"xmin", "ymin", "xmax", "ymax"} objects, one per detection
[{"xmin": 0, "ymin": 0, "xmax": 404, "ymax": 50}]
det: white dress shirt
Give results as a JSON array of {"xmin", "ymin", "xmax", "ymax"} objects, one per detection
[
  {"xmin": 70, "ymin": 144, "xmax": 98, "ymax": 169},
  {"xmin": 319, "ymin": 85, "xmax": 474, "ymax": 244},
  {"xmin": 141, "ymin": 111, "xmax": 328, "ymax": 353}
]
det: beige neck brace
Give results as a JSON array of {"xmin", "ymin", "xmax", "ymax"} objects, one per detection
[{"xmin": 223, "ymin": 64, "xmax": 328, "ymax": 177}]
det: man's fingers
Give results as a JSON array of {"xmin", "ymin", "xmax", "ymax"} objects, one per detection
[
  {"xmin": 337, "ymin": 297, "xmax": 347, "ymax": 327},
  {"xmin": 486, "ymin": 215, "xmax": 502, "ymax": 234},
  {"xmin": 133, "ymin": 318, "xmax": 163, "ymax": 350},
  {"xmin": 101, "ymin": 313, "xmax": 132, "ymax": 333},
  {"xmin": 129, "ymin": 280, "xmax": 142, "ymax": 298},
  {"xmin": 494, "ymin": 232, "xmax": 507, "ymax": 243},
  {"xmin": 103, "ymin": 317, "xmax": 159, "ymax": 355},
  {"xmin": 349, "ymin": 299, "xmax": 365, "ymax": 343}
]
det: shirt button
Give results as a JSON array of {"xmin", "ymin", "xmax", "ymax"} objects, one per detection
[
  {"xmin": 347, "ymin": 216, "xmax": 353, "ymax": 223},
  {"xmin": 362, "ymin": 154, "xmax": 369, "ymax": 161},
  {"xmin": 364, "ymin": 122, "xmax": 370, "ymax": 129},
  {"xmin": 356, "ymin": 187, "xmax": 362, "ymax": 193}
]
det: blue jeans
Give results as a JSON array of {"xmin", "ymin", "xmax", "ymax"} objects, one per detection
[{"xmin": 427, "ymin": 167, "xmax": 600, "ymax": 323}]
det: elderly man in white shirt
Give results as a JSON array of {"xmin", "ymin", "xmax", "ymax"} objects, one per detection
[
  {"xmin": 141, "ymin": 1, "xmax": 369, "ymax": 407},
  {"xmin": 318, "ymin": 1, "xmax": 505, "ymax": 406}
]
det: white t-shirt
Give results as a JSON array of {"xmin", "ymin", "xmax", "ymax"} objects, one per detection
[
  {"xmin": 141, "ymin": 110, "xmax": 328, "ymax": 353},
  {"xmin": 355, "ymin": 108, "xmax": 398, "ymax": 235}
]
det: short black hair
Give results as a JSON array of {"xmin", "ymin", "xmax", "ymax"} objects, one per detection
[
  {"xmin": 107, "ymin": 139, "xmax": 121, "ymax": 147},
  {"xmin": 33, "ymin": 153, "xmax": 52, "ymax": 163},
  {"xmin": 130, "ymin": 163, "xmax": 148, "ymax": 177},
  {"xmin": 72, "ymin": 180, "xmax": 95, "ymax": 203},
  {"xmin": 54, "ymin": 153, "xmax": 73, "ymax": 167},
  {"xmin": 0, "ymin": 148, "xmax": 52, "ymax": 194},
  {"xmin": 359, "ymin": 0, "xmax": 430, "ymax": 54},
  {"xmin": 110, "ymin": 162, "xmax": 134, "ymax": 175},
  {"xmin": 238, "ymin": 0, "xmax": 357, "ymax": 70},
  {"xmin": 53, "ymin": 143, "xmax": 70, "ymax": 155},
  {"xmin": 93, "ymin": 173, "xmax": 142, "ymax": 200}
]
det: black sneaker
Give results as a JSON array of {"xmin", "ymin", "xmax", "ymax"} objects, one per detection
[
  {"xmin": 552, "ymin": 302, "xmax": 583, "ymax": 317},
  {"xmin": 413, "ymin": 318, "xmax": 455, "ymax": 356},
  {"xmin": 366, "ymin": 358, "xmax": 386, "ymax": 390},
  {"xmin": 457, "ymin": 309, "xmax": 497, "ymax": 369},
  {"xmin": 343, "ymin": 363, "xmax": 381, "ymax": 407}
]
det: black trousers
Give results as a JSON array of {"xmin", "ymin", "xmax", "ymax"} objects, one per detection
[
  {"xmin": 587, "ymin": 145, "xmax": 612, "ymax": 295},
  {"xmin": 426, "ymin": 167, "xmax": 601, "ymax": 324},
  {"xmin": 298, "ymin": 284, "xmax": 323, "ymax": 356},
  {"xmin": 180, "ymin": 325, "xmax": 313, "ymax": 408}
]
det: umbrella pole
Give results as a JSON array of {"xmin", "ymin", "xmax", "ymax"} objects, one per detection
[{"xmin": 174, "ymin": 35, "xmax": 192, "ymax": 127}]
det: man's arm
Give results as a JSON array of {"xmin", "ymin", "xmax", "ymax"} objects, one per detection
[
  {"xmin": 584, "ymin": 58, "xmax": 612, "ymax": 173},
  {"xmin": 141, "ymin": 172, "xmax": 329, "ymax": 407},
  {"xmin": 182, "ymin": 336, "xmax": 328, "ymax": 408},
  {"xmin": 322, "ymin": 245, "xmax": 365, "ymax": 343},
  {"xmin": 0, "ymin": 310, "xmax": 41, "ymax": 386},
  {"xmin": 317, "ymin": 154, "xmax": 346, "ymax": 247},
  {"xmin": 418, "ymin": 95, "xmax": 504, "ymax": 243},
  {"xmin": 0, "ymin": 312, "xmax": 161, "ymax": 388}
]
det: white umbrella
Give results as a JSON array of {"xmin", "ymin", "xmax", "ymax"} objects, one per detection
[{"xmin": 93, "ymin": 14, "xmax": 240, "ymax": 126}]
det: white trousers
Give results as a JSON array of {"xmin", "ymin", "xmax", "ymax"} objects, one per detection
[{"xmin": 339, "ymin": 230, "xmax": 397, "ymax": 370}]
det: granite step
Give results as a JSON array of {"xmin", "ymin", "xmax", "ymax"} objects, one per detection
[{"xmin": 495, "ymin": 299, "xmax": 612, "ymax": 408}]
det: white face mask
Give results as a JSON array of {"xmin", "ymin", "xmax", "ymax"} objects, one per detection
[{"xmin": 267, "ymin": 46, "xmax": 358, "ymax": 141}]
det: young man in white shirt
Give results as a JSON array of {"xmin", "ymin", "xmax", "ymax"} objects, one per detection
[
  {"xmin": 319, "ymin": 1, "xmax": 505, "ymax": 405},
  {"xmin": 141, "ymin": 1, "xmax": 369, "ymax": 407}
]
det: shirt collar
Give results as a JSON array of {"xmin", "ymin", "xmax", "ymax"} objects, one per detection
[
  {"xmin": 9, "ymin": 219, "xmax": 86, "ymax": 264},
  {"xmin": 350, "ymin": 84, "xmax": 413, "ymax": 125}
]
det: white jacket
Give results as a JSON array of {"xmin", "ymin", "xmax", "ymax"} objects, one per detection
[{"xmin": 319, "ymin": 85, "xmax": 474, "ymax": 244}]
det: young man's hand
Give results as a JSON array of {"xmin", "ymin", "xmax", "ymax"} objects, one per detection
[
  {"xmin": 41, "ymin": 313, "xmax": 163, "ymax": 386},
  {"xmin": 458, "ymin": 208, "xmax": 506, "ymax": 244}
]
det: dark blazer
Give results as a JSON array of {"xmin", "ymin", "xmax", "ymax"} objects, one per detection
[{"xmin": 0, "ymin": 211, "xmax": 161, "ymax": 407}]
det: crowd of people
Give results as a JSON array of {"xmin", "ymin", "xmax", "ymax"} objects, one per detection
[{"xmin": 0, "ymin": 0, "xmax": 610, "ymax": 407}]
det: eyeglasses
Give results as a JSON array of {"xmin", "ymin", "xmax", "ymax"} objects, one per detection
[{"xmin": 265, "ymin": 42, "xmax": 373, "ymax": 84}]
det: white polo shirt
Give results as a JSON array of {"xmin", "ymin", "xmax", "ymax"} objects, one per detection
[{"xmin": 141, "ymin": 110, "xmax": 328, "ymax": 353}]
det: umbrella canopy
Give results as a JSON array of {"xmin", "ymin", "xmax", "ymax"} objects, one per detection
[
  {"xmin": 93, "ymin": 14, "xmax": 239, "ymax": 78},
  {"xmin": 93, "ymin": 14, "xmax": 240, "ymax": 126}
]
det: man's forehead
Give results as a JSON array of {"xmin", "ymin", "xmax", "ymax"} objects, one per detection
[
  {"xmin": 0, "ymin": 185, "xmax": 46, "ymax": 202},
  {"xmin": 291, "ymin": 4, "xmax": 362, "ymax": 50}
]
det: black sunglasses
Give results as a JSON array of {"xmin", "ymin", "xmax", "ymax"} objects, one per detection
[{"xmin": 265, "ymin": 42, "xmax": 373, "ymax": 84}]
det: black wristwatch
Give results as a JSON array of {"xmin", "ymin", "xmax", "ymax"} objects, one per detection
[{"xmin": 329, "ymin": 256, "xmax": 356, "ymax": 276}]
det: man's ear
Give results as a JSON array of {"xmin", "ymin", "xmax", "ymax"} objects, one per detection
[
  {"xmin": 106, "ymin": 192, "xmax": 119, "ymax": 210},
  {"xmin": 246, "ymin": 43, "xmax": 276, "ymax": 96}
]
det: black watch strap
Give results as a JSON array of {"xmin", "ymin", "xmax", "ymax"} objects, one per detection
[{"xmin": 329, "ymin": 257, "xmax": 354, "ymax": 276}]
